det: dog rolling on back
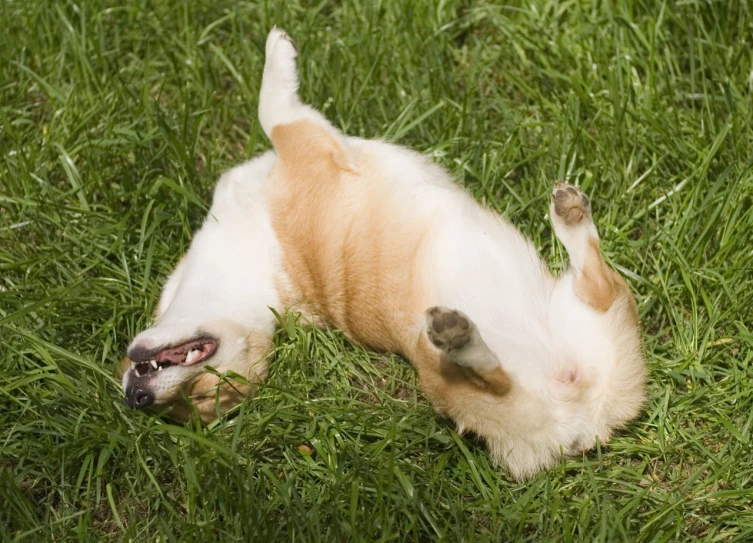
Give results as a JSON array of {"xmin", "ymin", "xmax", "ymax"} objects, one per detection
[{"xmin": 259, "ymin": 29, "xmax": 646, "ymax": 480}]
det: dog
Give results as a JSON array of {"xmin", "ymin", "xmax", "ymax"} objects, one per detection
[{"xmin": 121, "ymin": 28, "xmax": 646, "ymax": 479}]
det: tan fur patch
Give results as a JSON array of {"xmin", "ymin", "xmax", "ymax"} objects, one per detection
[{"xmin": 575, "ymin": 238, "xmax": 619, "ymax": 312}]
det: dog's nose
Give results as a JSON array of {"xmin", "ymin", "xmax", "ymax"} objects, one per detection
[{"xmin": 124, "ymin": 386, "xmax": 155, "ymax": 410}]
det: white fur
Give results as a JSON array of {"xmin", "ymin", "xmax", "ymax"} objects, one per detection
[
  {"xmin": 347, "ymin": 138, "xmax": 622, "ymax": 470},
  {"xmin": 123, "ymin": 152, "xmax": 283, "ymax": 403}
]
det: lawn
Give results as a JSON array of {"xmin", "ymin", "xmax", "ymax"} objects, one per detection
[{"xmin": 2, "ymin": 0, "xmax": 753, "ymax": 540}]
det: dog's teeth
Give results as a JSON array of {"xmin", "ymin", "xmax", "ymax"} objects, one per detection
[
  {"xmin": 150, "ymin": 360, "xmax": 158, "ymax": 369},
  {"xmin": 185, "ymin": 349, "xmax": 200, "ymax": 364},
  {"xmin": 158, "ymin": 365, "xmax": 163, "ymax": 372}
]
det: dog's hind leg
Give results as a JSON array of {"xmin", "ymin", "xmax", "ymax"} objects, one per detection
[
  {"xmin": 425, "ymin": 307, "xmax": 512, "ymax": 396},
  {"xmin": 550, "ymin": 182, "xmax": 619, "ymax": 311}
]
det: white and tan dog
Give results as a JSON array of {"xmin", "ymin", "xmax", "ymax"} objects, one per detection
[{"xmin": 122, "ymin": 28, "xmax": 646, "ymax": 479}]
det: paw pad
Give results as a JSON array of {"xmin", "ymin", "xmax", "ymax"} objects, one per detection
[
  {"xmin": 426, "ymin": 307, "xmax": 472, "ymax": 352},
  {"xmin": 552, "ymin": 183, "xmax": 590, "ymax": 226}
]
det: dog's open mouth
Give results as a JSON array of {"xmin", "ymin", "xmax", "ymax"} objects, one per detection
[{"xmin": 130, "ymin": 338, "xmax": 218, "ymax": 378}]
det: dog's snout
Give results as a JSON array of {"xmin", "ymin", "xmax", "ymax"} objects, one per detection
[{"xmin": 124, "ymin": 386, "xmax": 155, "ymax": 410}]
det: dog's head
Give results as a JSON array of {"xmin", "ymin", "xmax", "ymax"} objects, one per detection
[
  {"xmin": 121, "ymin": 318, "xmax": 271, "ymax": 422},
  {"xmin": 121, "ymin": 154, "xmax": 280, "ymax": 422}
]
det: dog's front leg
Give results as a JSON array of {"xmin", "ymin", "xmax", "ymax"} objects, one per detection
[
  {"xmin": 258, "ymin": 28, "xmax": 354, "ymax": 179},
  {"xmin": 425, "ymin": 306, "xmax": 512, "ymax": 396}
]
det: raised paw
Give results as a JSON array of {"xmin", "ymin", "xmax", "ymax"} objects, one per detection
[
  {"xmin": 552, "ymin": 182, "xmax": 591, "ymax": 227},
  {"xmin": 550, "ymin": 181, "xmax": 602, "ymax": 281},
  {"xmin": 426, "ymin": 307, "xmax": 472, "ymax": 352},
  {"xmin": 265, "ymin": 27, "xmax": 298, "ymax": 61}
]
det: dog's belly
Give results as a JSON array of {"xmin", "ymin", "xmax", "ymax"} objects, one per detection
[
  {"xmin": 269, "ymin": 127, "xmax": 616, "ymax": 411},
  {"xmin": 420, "ymin": 203, "xmax": 559, "ymax": 387},
  {"xmin": 270, "ymin": 137, "xmax": 555, "ymax": 375}
]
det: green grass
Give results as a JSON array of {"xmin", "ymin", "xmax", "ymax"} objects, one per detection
[{"xmin": 2, "ymin": 0, "xmax": 753, "ymax": 540}]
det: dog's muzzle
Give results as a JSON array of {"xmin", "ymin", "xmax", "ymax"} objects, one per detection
[{"xmin": 124, "ymin": 385, "xmax": 155, "ymax": 410}]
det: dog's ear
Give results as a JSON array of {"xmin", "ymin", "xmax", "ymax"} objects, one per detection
[{"xmin": 183, "ymin": 375, "xmax": 250, "ymax": 424}]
